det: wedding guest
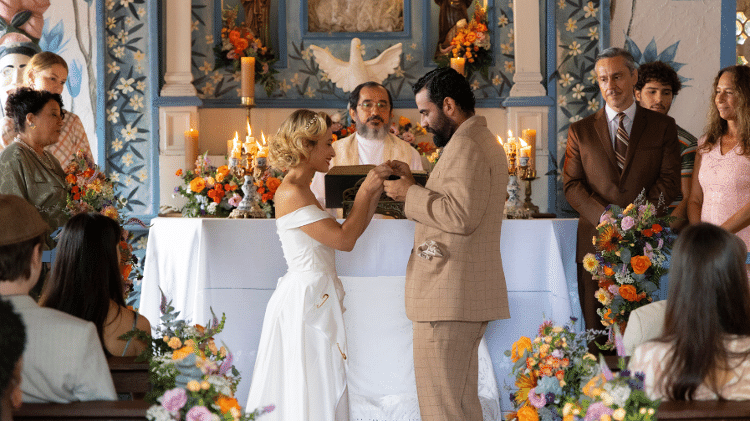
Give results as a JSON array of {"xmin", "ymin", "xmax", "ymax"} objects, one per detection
[
  {"xmin": 634, "ymin": 61, "xmax": 698, "ymax": 231},
  {"xmin": 40, "ymin": 213, "xmax": 151, "ymax": 357},
  {"xmin": 383, "ymin": 67, "xmax": 509, "ymax": 421},
  {"xmin": 629, "ymin": 223, "xmax": 750, "ymax": 400},
  {"xmin": 0, "ymin": 299, "xmax": 25, "ymax": 420},
  {"xmin": 311, "ymin": 82, "xmax": 422, "ymax": 212},
  {"xmin": 246, "ymin": 110, "xmax": 387, "ymax": 420},
  {"xmin": 0, "ymin": 194, "xmax": 116, "ymax": 403},
  {"xmin": 0, "ymin": 88, "xmax": 67, "ymax": 248},
  {"xmin": 0, "ymin": 51, "xmax": 92, "ymax": 166},
  {"xmin": 688, "ymin": 65, "xmax": 750, "ymax": 251}
]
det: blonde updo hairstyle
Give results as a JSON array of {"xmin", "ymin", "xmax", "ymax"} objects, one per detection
[
  {"xmin": 269, "ymin": 109, "xmax": 332, "ymax": 170},
  {"xmin": 23, "ymin": 51, "xmax": 68, "ymax": 87}
]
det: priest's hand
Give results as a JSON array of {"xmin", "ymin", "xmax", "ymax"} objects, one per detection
[{"xmin": 383, "ymin": 160, "xmax": 415, "ymax": 202}]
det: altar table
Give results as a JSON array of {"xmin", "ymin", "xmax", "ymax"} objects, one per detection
[{"xmin": 140, "ymin": 217, "xmax": 579, "ymax": 414}]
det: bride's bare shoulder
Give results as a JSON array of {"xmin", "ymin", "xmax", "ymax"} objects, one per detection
[{"xmin": 274, "ymin": 180, "xmax": 319, "ymax": 218}]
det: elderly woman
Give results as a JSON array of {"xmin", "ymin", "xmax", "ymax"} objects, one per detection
[
  {"xmin": 0, "ymin": 87, "xmax": 67, "ymax": 247},
  {"xmin": 0, "ymin": 52, "xmax": 91, "ymax": 166},
  {"xmin": 688, "ymin": 65, "xmax": 750, "ymax": 250}
]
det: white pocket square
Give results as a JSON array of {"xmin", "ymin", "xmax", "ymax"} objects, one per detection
[{"xmin": 417, "ymin": 240, "xmax": 443, "ymax": 260}]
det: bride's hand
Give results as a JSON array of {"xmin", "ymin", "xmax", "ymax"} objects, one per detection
[{"xmin": 360, "ymin": 164, "xmax": 389, "ymax": 196}]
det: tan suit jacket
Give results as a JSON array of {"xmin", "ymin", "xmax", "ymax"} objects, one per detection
[
  {"xmin": 403, "ymin": 116, "xmax": 510, "ymax": 322},
  {"xmin": 622, "ymin": 300, "xmax": 666, "ymax": 356},
  {"xmin": 564, "ymin": 105, "xmax": 681, "ymax": 261}
]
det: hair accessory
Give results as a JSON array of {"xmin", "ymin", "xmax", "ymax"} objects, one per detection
[
  {"xmin": 304, "ymin": 114, "xmax": 319, "ymax": 131},
  {"xmin": 0, "ymin": 194, "xmax": 49, "ymax": 246}
]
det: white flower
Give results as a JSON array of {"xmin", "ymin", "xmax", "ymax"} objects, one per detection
[
  {"xmin": 301, "ymin": 49, "xmax": 313, "ymax": 60},
  {"xmin": 125, "ymin": 175, "xmax": 133, "ymax": 186},
  {"xmin": 199, "ymin": 61, "xmax": 213, "ymax": 75},
  {"xmin": 207, "ymin": 375, "xmax": 232, "ymax": 396},
  {"xmin": 405, "ymin": 53, "xmax": 413, "ymax": 61},
  {"xmin": 202, "ymin": 82, "xmax": 215, "ymax": 96},
  {"xmin": 111, "ymin": 138, "xmax": 123, "ymax": 153},
  {"xmin": 107, "ymin": 107, "xmax": 119, "ymax": 123},
  {"xmin": 146, "ymin": 404, "xmax": 173, "ymax": 421},
  {"xmin": 498, "ymin": 15, "xmax": 509, "ymax": 27},
  {"xmin": 290, "ymin": 73, "xmax": 300, "ymax": 85},
  {"xmin": 125, "ymin": 16, "xmax": 134, "ymax": 27},
  {"xmin": 207, "ymin": 202, "xmax": 218, "ymax": 214},
  {"xmin": 136, "ymin": 236, "xmax": 148, "ymax": 249},
  {"xmin": 304, "ymin": 86, "xmax": 316, "ymax": 98},
  {"xmin": 133, "ymin": 50, "xmax": 145, "ymax": 62},
  {"xmin": 565, "ymin": 18, "xmax": 578, "ymax": 32},
  {"xmin": 320, "ymin": 72, "xmax": 330, "ymax": 82},
  {"xmin": 492, "ymin": 74, "xmax": 502, "ymax": 86},
  {"xmin": 117, "ymin": 77, "xmax": 135, "ymax": 94},
  {"xmin": 205, "ymin": 34, "xmax": 214, "ymax": 45},
  {"xmin": 122, "ymin": 152, "xmax": 134, "ymax": 167},
  {"xmin": 393, "ymin": 67, "xmax": 404, "ymax": 78},
  {"xmin": 588, "ymin": 26, "xmax": 599, "ymax": 40},
  {"xmin": 588, "ymin": 69, "xmax": 598, "ymax": 84},
  {"xmin": 501, "ymin": 42, "xmax": 513, "ymax": 54},
  {"xmin": 569, "ymin": 41, "xmax": 582, "ymax": 56},
  {"xmin": 558, "ymin": 95, "xmax": 568, "ymax": 107},
  {"xmin": 136, "ymin": 81, "xmax": 146, "ymax": 92},
  {"xmin": 138, "ymin": 7, "xmax": 146, "ymax": 16},
  {"xmin": 107, "ymin": 62, "xmax": 120, "ymax": 75},
  {"xmin": 121, "ymin": 124, "xmax": 137, "ymax": 141},
  {"xmin": 107, "ymin": 89, "xmax": 119, "ymax": 101},
  {"xmin": 558, "ymin": 0, "xmax": 566, "ymax": 9},
  {"xmin": 110, "ymin": 172, "xmax": 120, "ymax": 183},
  {"xmin": 107, "ymin": 35, "xmax": 118, "ymax": 48},
  {"xmin": 191, "ymin": 20, "xmax": 199, "ymax": 32},
  {"xmin": 471, "ymin": 80, "xmax": 481, "ymax": 90},
  {"xmin": 584, "ymin": 1, "xmax": 599, "ymax": 18},
  {"xmin": 113, "ymin": 46, "xmax": 125, "ymax": 58},
  {"xmin": 504, "ymin": 60, "xmax": 515, "ymax": 73},
  {"xmin": 587, "ymin": 98, "xmax": 600, "ymax": 111},
  {"xmin": 604, "ymin": 381, "xmax": 632, "ymax": 408},
  {"xmin": 106, "ymin": 0, "xmax": 115, "ymax": 10},
  {"xmin": 134, "ymin": 63, "xmax": 145, "ymax": 74},
  {"xmin": 559, "ymin": 73, "xmax": 573, "ymax": 87},
  {"xmin": 118, "ymin": 29, "xmax": 128, "ymax": 43},
  {"xmin": 120, "ymin": 0, "xmax": 134, "ymax": 6},
  {"xmin": 129, "ymin": 94, "xmax": 144, "ymax": 111},
  {"xmin": 279, "ymin": 79, "xmax": 291, "ymax": 93},
  {"xmin": 569, "ymin": 115, "xmax": 582, "ymax": 123},
  {"xmin": 572, "ymin": 83, "xmax": 585, "ymax": 99},
  {"xmin": 211, "ymin": 72, "xmax": 223, "ymax": 84},
  {"xmin": 411, "ymin": 43, "xmax": 417, "ymax": 50},
  {"xmin": 106, "ymin": 17, "xmax": 116, "ymax": 29}
]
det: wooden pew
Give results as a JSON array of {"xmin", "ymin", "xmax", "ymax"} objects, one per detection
[
  {"xmin": 657, "ymin": 400, "xmax": 750, "ymax": 420},
  {"xmin": 107, "ymin": 356, "xmax": 149, "ymax": 400},
  {"xmin": 13, "ymin": 400, "xmax": 150, "ymax": 420}
]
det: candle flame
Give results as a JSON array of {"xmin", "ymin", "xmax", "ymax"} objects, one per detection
[
  {"xmin": 247, "ymin": 121, "xmax": 252, "ymax": 137},
  {"xmin": 520, "ymin": 139, "xmax": 528, "ymax": 148},
  {"xmin": 261, "ymin": 131, "xmax": 266, "ymax": 145},
  {"xmin": 497, "ymin": 135, "xmax": 503, "ymax": 144},
  {"xmin": 507, "ymin": 129, "xmax": 513, "ymax": 138},
  {"xmin": 233, "ymin": 131, "xmax": 238, "ymax": 142}
]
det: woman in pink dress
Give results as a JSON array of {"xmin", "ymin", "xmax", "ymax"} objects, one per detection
[{"xmin": 688, "ymin": 65, "xmax": 750, "ymax": 250}]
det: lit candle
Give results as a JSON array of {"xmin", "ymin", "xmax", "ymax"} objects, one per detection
[
  {"xmin": 227, "ymin": 132, "xmax": 239, "ymax": 159},
  {"xmin": 519, "ymin": 139, "xmax": 531, "ymax": 158},
  {"xmin": 231, "ymin": 132, "xmax": 242, "ymax": 159},
  {"xmin": 241, "ymin": 57, "xmax": 255, "ymax": 98},
  {"xmin": 522, "ymin": 129, "xmax": 537, "ymax": 173},
  {"xmin": 184, "ymin": 128, "xmax": 199, "ymax": 171},
  {"xmin": 450, "ymin": 57, "xmax": 466, "ymax": 77},
  {"xmin": 244, "ymin": 122, "xmax": 255, "ymax": 155}
]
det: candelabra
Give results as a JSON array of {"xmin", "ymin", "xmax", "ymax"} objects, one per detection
[
  {"xmin": 228, "ymin": 96, "xmax": 266, "ymax": 219},
  {"xmin": 517, "ymin": 157, "xmax": 539, "ymax": 214},
  {"xmin": 504, "ymin": 151, "xmax": 527, "ymax": 219}
]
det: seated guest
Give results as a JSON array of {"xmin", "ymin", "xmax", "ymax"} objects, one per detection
[
  {"xmin": 0, "ymin": 195, "xmax": 116, "ymax": 403},
  {"xmin": 629, "ymin": 223, "xmax": 750, "ymax": 400},
  {"xmin": 0, "ymin": 299, "xmax": 25, "ymax": 420},
  {"xmin": 40, "ymin": 213, "xmax": 151, "ymax": 357},
  {"xmin": 0, "ymin": 88, "xmax": 69, "ymax": 248}
]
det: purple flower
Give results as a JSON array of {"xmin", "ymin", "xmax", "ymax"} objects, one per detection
[
  {"xmin": 527, "ymin": 387, "xmax": 547, "ymax": 408},
  {"xmin": 219, "ymin": 352, "xmax": 234, "ymax": 375},
  {"xmin": 621, "ymin": 216, "xmax": 635, "ymax": 231},
  {"xmin": 552, "ymin": 349, "xmax": 564, "ymax": 359},
  {"xmin": 160, "ymin": 387, "xmax": 187, "ymax": 411},
  {"xmin": 185, "ymin": 406, "xmax": 213, "ymax": 421},
  {"xmin": 608, "ymin": 284, "xmax": 619, "ymax": 295},
  {"xmin": 584, "ymin": 402, "xmax": 614, "ymax": 421},
  {"xmin": 262, "ymin": 405, "xmax": 275, "ymax": 413}
]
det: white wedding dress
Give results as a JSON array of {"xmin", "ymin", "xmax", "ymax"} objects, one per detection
[{"xmin": 246, "ymin": 205, "xmax": 349, "ymax": 421}]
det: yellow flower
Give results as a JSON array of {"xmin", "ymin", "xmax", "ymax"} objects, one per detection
[
  {"xmin": 162, "ymin": 335, "xmax": 169, "ymax": 342},
  {"xmin": 583, "ymin": 374, "xmax": 605, "ymax": 397},
  {"xmin": 172, "ymin": 345, "xmax": 194, "ymax": 360},
  {"xmin": 184, "ymin": 339, "xmax": 196, "ymax": 350},
  {"xmin": 595, "ymin": 288, "xmax": 611, "ymax": 305},
  {"xmin": 219, "ymin": 346, "xmax": 227, "ymax": 358},
  {"xmin": 201, "ymin": 380, "xmax": 211, "ymax": 390},
  {"xmin": 613, "ymin": 408, "xmax": 626, "ymax": 421},
  {"xmin": 190, "ymin": 177, "xmax": 206, "ymax": 193},
  {"xmin": 399, "ymin": 116, "xmax": 410, "ymax": 126},
  {"xmin": 514, "ymin": 371, "xmax": 537, "ymax": 405},
  {"xmin": 168, "ymin": 337, "xmax": 182, "ymax": 349},
  {"xmin": 601, "ymin": 416, "xmax": 612, "ymax": 421},
  {"xmin": 517, "ymin": 405, "xmax": 539, "ymax": 421},
  {"xmin": 187, "ymin": 380, "xmax": 201, "ymax": 392},
  {"xmin": 511, "ymin": 336, "xmax": 533, "ymax": 362},
  {"xmin": 583, "ymin": 253, "xmax": 599, "ymax": 273},
  {"xmin": 623, "ymin": 203, "xmax": 635, "ymax": 214}
]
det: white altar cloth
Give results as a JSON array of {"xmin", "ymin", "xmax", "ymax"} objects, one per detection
[{"xmin": 140, "ymin": 217, "xmax": 578, "ymax": 414}]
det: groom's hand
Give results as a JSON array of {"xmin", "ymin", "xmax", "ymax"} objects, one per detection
[{"xmin": 384, "ymin": 160, "xmax": 415, "ymax": 202}]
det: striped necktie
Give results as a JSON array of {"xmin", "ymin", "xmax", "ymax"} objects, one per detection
[{"xmin": 615, "ymin": 112, "xmax": 629, "ymax": 171}]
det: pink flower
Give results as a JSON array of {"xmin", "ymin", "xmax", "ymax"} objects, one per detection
[
  {"xmin": 620, "ymin": 216, "xmax": 635, "ymax": 231},
  {"xmin": 608, "ymin": 284, "xmax": 620, "ymax": 295},
  {"xmin": 160, "ymin": 387, "xmax": 187, "ymax": 411},
  {"xmin": 185, "ymin": 406, "xmax": 213, "ymax": 421},
  {"xmin": 228, "ymin": 193, "xmax": 242, "ymax": 207},
  {"xmin": 390, "ymin": 123, "xmax": 399, "ymax": 135},
  {"xmin": 402, "ymin": 131, "xmax": 416, "ymax": 144},
  {"xmin": 527, "ymin": 387, "xmax": 547, "ymax": 408},
  {"xmin": 227, "ymin": 50, "xmax": 237, "ymax": 60}
]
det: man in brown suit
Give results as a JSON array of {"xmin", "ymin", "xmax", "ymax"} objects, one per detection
[
  {"xmin": 383, "ymin": 67, "xmax": 509, "ymax": 421},
  {"xmin": 563, "ymin": 47, "xmax": 681, "ymax": 340}
]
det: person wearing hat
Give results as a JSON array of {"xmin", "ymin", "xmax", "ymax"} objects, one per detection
[{"xmin": 0, "ymin": 194, "xmax": 116, "ymax": 403}]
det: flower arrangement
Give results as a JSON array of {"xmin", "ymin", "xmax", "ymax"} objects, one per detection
[
  {"xmin": 390, "ymin": 115, "xmax": 427, "ymax": 146},
  {"xmin": 214, "ymin": 5, "xmax": 278, "ymax": 96},
  {"xmin": 583, "ymin": 191, "xmax": 675, "ymax": 344},
  {"xmin": 146, "ymin": 384, "xmax": 274, "ymax": 421},
  {"xmin": 253, "ymin": 166, "xmax": 285, "ymax": 218},
  {"xmin": 438, "ymin": 1, "xmax": 492, "ymax": 78},
  {"xmin": 330, "ymin": 112, "xmax": 356, "ymax": 142},
  {"xmin": 62, "ymin": 150, "xmax": 142, "ymax": 297},
  {"xmin": 565, "ymin": 359, "xmax": 659, "ymax": 421},
  {"xmin": 175, "ymin": 152, "xmax": 244, "ymax": 218},
  {"xmin": 506, "ymin": 319, "xmax": 600, "ymax": 421}
]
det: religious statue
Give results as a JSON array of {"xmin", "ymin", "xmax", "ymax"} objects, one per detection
[
  {"xmin": 435, "ymin": 0, "xmax": 472, "ymax": 57},
  {"xmin": 242, "ymin": 0, "xmax": 271, "ymax": 49}
]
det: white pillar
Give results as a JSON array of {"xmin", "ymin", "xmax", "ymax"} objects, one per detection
[
  {"xmin": 161, "ymin": 0, "xmax": 197, "ymax": 96},
  {"xmin": 509, "ymin": 0, "xmax": 546, "ymax": 97}
]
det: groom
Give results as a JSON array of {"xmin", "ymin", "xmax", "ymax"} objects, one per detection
[{"xmin": 382, "ymin": 67, "xmax": 509, "ymax": 420}]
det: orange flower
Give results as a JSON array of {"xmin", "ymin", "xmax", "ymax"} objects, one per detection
[
  {"xmin": 121, "ymin": 264, "xmax": 132, "ymax": 280},
  {"xmin": 332, "ymin": 133, "xmax": 338, "ymax": 142},
  {"xmin": 216, "ymin": 395, "xmax": 241, "ymax": 414},
  {"xmin": 511, "ymin": 336, "xmax": 532, "ymax": 362},
  {"xmin": 514, "ymin": 371, "xmax": 537, "ymax": 405},
  {"xmin": 228, "ymin": 29, "xmax": 241, "ymax": 43},
  {"xmin": 172, "ymin": 345, "xmax": 194, "ymax": 360},
  {"xmin": 630, "ymin": 255, "xmax": 652, "ymax": 275},
  {"xmin": 262, "ymin": 192, "xmax": 274, "ymax": 202},
  {"xmin": 71, "ymin": 185, "xmax": 80, "ymax": 194},
  {"xmin": 73, "ymin": 193, "xmax": 80, "ymax": 200},
  {"xmin": 190, "ymin": 177, "xmax": 206, "ymax": 193},
  {"xmin": 517, "ymin": 405, "xmax": 539, "ymax": 421},
  {"xmin": 465, "ymin": 32, "xmax": 477, "ymax": 43},
  {"xmin": 66, "ymin": 174, "xmax": 77, "ymax": 184},
  {"xmin": 217, "ymin": 165, "xmax": 230, "ymax": 177},
  {"xmin": 652, "ymin": 224, "xmax": 663, "ymax": 233},
  {"xmin": 642, "ymin": 228, "xmax": 653, "ymax": 237},
  {"xmin": 619, "ymin": 284, "xmax": 639, "ymax": 302},
  {"xmin": 555, "ymin": 370, "xmax": 565, "ymax": 381},
  {"xmin": 195, "ymin": 324, "xmax": 205, "ymax": 334},
  {"xmin": 266, "ymin": 177, "xmax": 281, "ymax": 194},
  {"xmin": 83, "ymin": 168, "xmax": 94, "ymax": 178},
  {"xmin": 234, "ymin": 38, "xmax": 249, "ymax": 52},
  {"xmin": 603, "ymin": 266, "xmax": 615, "ymax": 276},
  {"xmin": 215, "ymin": 172, "xmax": 225, "ymax": 183},
  {"xmin": 596, "ymin": 225, "xmax": 622, "ymax": 252},
  {"xmin": 598, "ymin": 278, "xmax": 614, "ymax": 289},
  {"xmin": 175, "ymin": 169, "xmax": 183, "ymax": 176}
]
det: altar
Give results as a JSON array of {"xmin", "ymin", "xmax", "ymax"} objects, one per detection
[{"xmin": 139, "ymin": 217, "xmax": 579, "ymax": 415}]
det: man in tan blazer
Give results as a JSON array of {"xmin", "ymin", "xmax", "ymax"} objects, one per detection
[
  {"xmin": 383, "ymin": 67, "xmax": 509, "ymax": 421},
  {"xmin": 563, "ymin": 47, "xmax": 680, "ymax": 340}
]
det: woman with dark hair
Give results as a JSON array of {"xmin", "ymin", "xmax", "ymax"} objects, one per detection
[
  {"xmin": 629, "ymin": 223, "xmax": 750, "ymax": 400},
  {"xmin": 39, "ymin": 213, "xmax": 151, "ymax": 357},
  {"xmin": 0, "ymin": 87, "xmax": 67, "ymax": 248},
  {"xmin": 688, "ymin": 65, "xmax": 750, "ymax": 251}
]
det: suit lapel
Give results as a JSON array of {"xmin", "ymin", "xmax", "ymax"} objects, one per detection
[{"xmin": 593, "ymin": 108, "xmax": 618, "ymax": 170}]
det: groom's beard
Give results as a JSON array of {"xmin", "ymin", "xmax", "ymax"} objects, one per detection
[
  {"xmin": 355, "ymin": 115, "xmax": 389, "ymax": 140},
  {"xmin": 427, "ymin": 110, "xmax": 455, "ymax": 148}
]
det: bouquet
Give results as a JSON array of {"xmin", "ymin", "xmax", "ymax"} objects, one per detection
[
  {"xmin": 566, "ymin": 359, "xmax": 659, "ymax": 421},
  {"xmin": 583, "ymin": 191, "xmax": 675, "ymax": 343},
  {"xmin": 146, "ymin": 384, "xmax": 274, "ymax": 421},
  {"xmin": 63, "ymin": 150, "xmax": 143, "ymax": 297},
  {"xmin": 214, "ymin": 5, "xmax": 278, "ymax": 96},
  {"xmin": 174, "ymin": 152, "xmax": 244, "ymax": 218},
  {"xmin": 506, "ymin": 319, "xmax": 600, "ymax": 421},
  {"xmin": 330, "ymin": 112, "xmax": 355, "ymax": 142},
  {"xmin": 390, "ymin": 115, "xmax": 427, "ymax": 146},
  {"xmin": 438, "ymin": 1, "xmax": 492, "ymax": 78},
  {"xmin": 253, "ymin": 166, "xmax": 285, "ymax": 218}
]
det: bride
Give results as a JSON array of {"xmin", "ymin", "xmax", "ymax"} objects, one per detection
[{"xmin": 246, "ymin": 110, "xmax": 386, "ymax": 420}]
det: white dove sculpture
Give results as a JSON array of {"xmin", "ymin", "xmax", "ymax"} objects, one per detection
[{"xmin": 310, "ymin": 37, "xmax": 402, "ymax": 93}]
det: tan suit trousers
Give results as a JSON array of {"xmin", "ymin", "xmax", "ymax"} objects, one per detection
[{"xmin": 413, "ymin": 320, "xmax": 488, "ymax": 421}]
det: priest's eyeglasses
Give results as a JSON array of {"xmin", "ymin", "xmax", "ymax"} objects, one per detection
[{"xmin": 358, "ymin": 101, "xmax": 389, "ymax": 111}]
